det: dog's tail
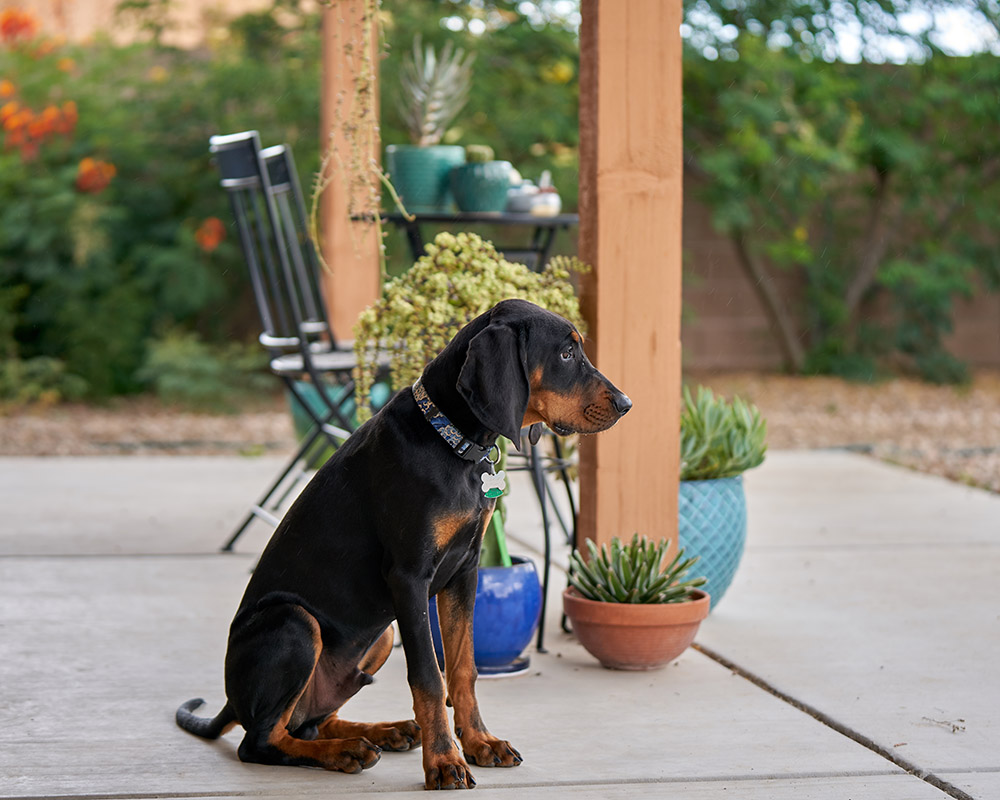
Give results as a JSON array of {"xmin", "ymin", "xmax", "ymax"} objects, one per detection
[{"xmin": 176, "ymin": 698, "xmax": 238, "ymax": 739}]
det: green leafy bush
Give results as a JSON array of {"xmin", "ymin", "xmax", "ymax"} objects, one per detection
[
  {"xmin": 685, "ymin": 38, "xmax": 1000, "ymax": 382},
  {"xmin": 0, "ymin": 356, "xmax": 88, "ymax": 407},
  {"xmin": 680, "ymin": 386, "xmax": 767, "ymax": 480},
  {"xmin": 568, "ymin": 535, "xmax": 707, "ymax": 604},
  {"xmin": 136, "ymin": 330, "xmax": 273, "ymax": 411}
]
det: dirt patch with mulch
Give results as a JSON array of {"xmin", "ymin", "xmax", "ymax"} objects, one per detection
[
  {"xmin": 689, "ymin": 370, "xmax": 1000, "ymax": 494},
  {"xmin": 1, "ymin": 372, "xmax": 998, "ymax": 493}
]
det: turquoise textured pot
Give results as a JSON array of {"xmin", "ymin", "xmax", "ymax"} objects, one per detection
[
  {"xmin": 384, "ymin": 144, "xmax": 465, "ymax": 213},
  {"xmin": 678, "ymin": 476, "xmax": 746, "ymax": 611},
  {"xmin": 429, "ymin": 556, "xmax": 542, "ymax": 673},
  {"xmin": 449, "ymin": 161, "xmax": 514, "ymax": 213}
]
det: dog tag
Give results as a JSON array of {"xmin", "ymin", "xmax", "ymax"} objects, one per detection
[{"xmin": 481, "ymin": 469, "xmax": 506, "ymax": 499}]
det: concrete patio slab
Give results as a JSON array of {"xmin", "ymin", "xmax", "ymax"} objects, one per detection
[
  {"xmin": 0, "ymin": 455, "xmax": 290, "ymax": 556},
  {"xmin": 1, "ymin": 554, "xmax": 900, "ymax": 798},
  {"xmin": 1, "ymin": 450, "xmax": 997, "ymax": 799},
  {"xmin": 697, "ymin": 451, "xmax": 1000, "ymax": 774}
]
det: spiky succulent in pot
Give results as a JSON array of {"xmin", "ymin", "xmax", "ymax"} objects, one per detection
[
  {"xmin": 680, "ymin": 386, "xmax": 767, "ymax": 480},
  {"xmin": 398, "ymin": 35, "xmax": 475, "ymax": 147},
  {"xmin": 568, "ymin": 534, "xmax": 707, "ymax": 604}
]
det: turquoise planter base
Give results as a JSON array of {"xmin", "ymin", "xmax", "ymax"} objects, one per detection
[{"xmin": 678, "ymin": 476, "xmax": 747, "ymax": 611}]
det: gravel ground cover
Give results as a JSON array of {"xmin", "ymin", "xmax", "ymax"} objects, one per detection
[
  {"xmin": 1, "ymin": 371, "xmax": 997, "ymax": 493},
  {"xmin": 690, "ymin": 370, "xmax": 1000, "ymax": 494}
]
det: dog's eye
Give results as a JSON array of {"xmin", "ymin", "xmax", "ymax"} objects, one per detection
[{"xmin": 560, "ymin": 347, "xmax": 574, "ymax": 362}]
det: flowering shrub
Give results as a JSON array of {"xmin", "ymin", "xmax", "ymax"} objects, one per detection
[
  {"xmin": 353, "ymin": 231, "xmax": 588, "ymax": 421},
  {"xmin": 0, "ymin": 3, "xmax": 322, "ymax": 400},
  {"xmin": 74, "ymin": 156, "xmax": 116, "ymax": 193},
  {"xmin": 194, "ymin": 217, "xmax": 226, "ymax": 253},
  {"xmin": 0, "ymin": 8, "xmax": 38, "ymax": 42}
]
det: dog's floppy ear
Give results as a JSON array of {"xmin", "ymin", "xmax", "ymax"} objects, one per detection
[{"xmin": 457, "ymin": 323, "xmax": 529, "ymax": 451}]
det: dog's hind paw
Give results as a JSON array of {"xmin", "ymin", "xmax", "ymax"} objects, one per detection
[{"xmin": 369, "ymin": 719, "xmax": 421, "ymax": 751}]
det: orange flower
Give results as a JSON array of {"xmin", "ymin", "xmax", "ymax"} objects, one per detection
[
  {"xmin": 0, "ymin": 8, "xmax": 39, "ymax": 42},
  {"xmin": 4, "ymin": 106, "xmax": 32, "ymax": 132},
  {"xmin": 56, "ymin": 57, "xmax": 74, "ymax": 72},
  {"xmin": 195, "ymin": 217, "xmax": 226, "ymax": 253},
  {"xmin": 0, "ymin": 100, "xmax": 19, "ymax": 127},
  {"xmin": 0, "ymin": 79, "xmax": 14, "ymax": 98},
  {"xmin": 27, "ymin": 113, "xmax": 47, "ymax": 139},
  {"xmin": 75, "ymin": 157, "xmax": 116, "ymax": 194}
]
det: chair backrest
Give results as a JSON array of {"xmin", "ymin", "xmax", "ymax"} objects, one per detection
[{"xmin": 208, "ymin": 131, "xmax": 340, "ymax": 353}]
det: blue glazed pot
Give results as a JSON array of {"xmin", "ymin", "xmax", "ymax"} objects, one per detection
[
  {"xmin": 384, "ymin": 144, "xmax": 465, "ymax": 213},
  {"xmin": 450, "ymin": 161, "xmax": 514, "ymax": 213},
  {"xmin": 678, "ymin": 476, "xmax": 746, "ymax": 611},
  {"xmin": 429, "ymin": 556, "xmax": 542, "ymax": 670}
]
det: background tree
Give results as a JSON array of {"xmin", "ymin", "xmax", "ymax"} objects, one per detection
[{"xmin": 682, "ymin": 0, "xmax": 1000, "ymax": 381}]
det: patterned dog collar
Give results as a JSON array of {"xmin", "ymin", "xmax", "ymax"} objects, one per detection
[{"xmin": 412, "ymin": 378, "xmax": 496, "ymax": 463}]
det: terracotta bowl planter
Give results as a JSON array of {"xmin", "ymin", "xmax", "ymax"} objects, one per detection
[{"xmin": 562, "ymin": 588, "xmax": 711, "ymax": 671}]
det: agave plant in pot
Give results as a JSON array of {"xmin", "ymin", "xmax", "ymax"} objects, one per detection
[
  {"xmin": 354, "ymin": 231, "xmax": 588, "ymax": 674},
  {"xmin": 385, "ymin": 35, "xmax": 474, "ymax": 213},
  {"xmin": 563, "ymin": 535, "xmax": 709, "ymax": 670},
  {"xmin": 679, "ymin": 386, "xmax": 767, "ymax": 611}
]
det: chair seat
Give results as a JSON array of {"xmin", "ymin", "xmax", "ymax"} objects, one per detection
[{"xmin": 270, "ymin": 348, "xmax": 359, "ymax": 374}]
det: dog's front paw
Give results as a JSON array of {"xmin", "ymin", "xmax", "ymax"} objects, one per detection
[
  {"xmin": 424, "ymin": 750, "xmax": 476, "ymax": 790},
  {"xmin": 461, "ymin": 733, "xmax": 522, "ymax": 768}
]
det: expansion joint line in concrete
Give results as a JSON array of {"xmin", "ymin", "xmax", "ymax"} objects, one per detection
[{"xmin": 692, "ymin": 643, "xmax": 977, "ymax": 800}]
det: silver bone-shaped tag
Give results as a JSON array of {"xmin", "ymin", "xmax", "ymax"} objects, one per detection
[{"xmin": 481, "ymin": 469, "xmax": 506, "ymax": 499}]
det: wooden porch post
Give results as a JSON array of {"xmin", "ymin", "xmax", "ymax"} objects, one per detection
[
  {"xmin": 319, "ymin": 2, "xmax": 381, "ymax": 339},
  {"xmin": 577, "ymin": 0, "xmax": 684, "ymax": 552}
]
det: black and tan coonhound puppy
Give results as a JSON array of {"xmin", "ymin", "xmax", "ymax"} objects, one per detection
[{"xmin": 176, "ymin": 299, "xmax": 631, "ymax": 790}]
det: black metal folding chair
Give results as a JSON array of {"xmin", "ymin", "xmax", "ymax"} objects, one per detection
[{"xmin": 209, "ymin": 130, "xmax": 371, "ymax": 551}]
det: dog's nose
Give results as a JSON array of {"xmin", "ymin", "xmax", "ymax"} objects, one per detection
[{"xmin": 612, "ymin": 393, "xmax": 633, "ymax": 416}]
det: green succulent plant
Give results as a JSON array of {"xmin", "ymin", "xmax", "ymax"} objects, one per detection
[
  {"xmin": 398, "ymin": 35, "xmax": 475, "ymax": 147},
  {"xmin": 568, "ymin": 535, "xmax": 707, "ymax": 604},
  {"xmin": 464, "ymin": 144, "xmax": 495, "ymax": 163},
  {"xmin": 680, "ymin": 386, "xmax": 767, "ymax": 481}
]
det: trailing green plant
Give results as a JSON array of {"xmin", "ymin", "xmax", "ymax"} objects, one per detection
[
  {"xmin": 397, "ymin": 34, "xmax": 474, "ymax": 147},
  {"xmin": 353, "ymin": 231, "xmax": 588, "ymax": 421},
  {"xmin": 680, "ymin": 386, "xmax": 767, "ymax": 481},
  {"xmin": 568, "ymin": 534, "xmax": 707, "ymax": 604}
]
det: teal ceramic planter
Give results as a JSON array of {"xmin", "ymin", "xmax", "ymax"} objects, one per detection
[
  {"xmin": 384, "ymin": 145, "xmax": 465, "ymax": 213},
  {"xmin": 450, "ymin": 161, "xmax": 514, "ymax": 213},
  {"xmin": 678, "ymin": 476, "xmax": 746, "ymax": 611}
]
